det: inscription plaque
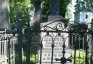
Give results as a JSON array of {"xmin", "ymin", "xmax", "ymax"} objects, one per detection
[{"xmin": 43, "ymin": 36, "xmax": 52, "ymax": 48}]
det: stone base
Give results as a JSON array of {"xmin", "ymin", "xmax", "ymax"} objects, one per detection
[{"xmin": 48, "ymin": 15, "xmax": 63, "ymax": 22}]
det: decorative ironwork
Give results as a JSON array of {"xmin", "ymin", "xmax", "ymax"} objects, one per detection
[
  {"xmin": 29, "ymin": 20, "xmax": 93, "ymax": 64},
  {"xmin": 0, "ymin": 19, "xmax": 93, "ymax": 64}
]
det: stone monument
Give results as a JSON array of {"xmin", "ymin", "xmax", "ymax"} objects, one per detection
[
  {"xmin": 38, "ymin": 0, "xmax": 72, "ymax": 64},
  {"xmin": 0, "ymin": 0, "xmax": 10, "ymax": 30}
]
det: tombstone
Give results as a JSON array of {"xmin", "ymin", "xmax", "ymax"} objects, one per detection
[
  {"xmin": 37, "ymin": 0, "xmax": 72, "ymax": 64},
  {"xmin": 37, "ymin": 17, "xmax": 72, "ymax": 64},
  {"xmin": 0, "ymin": 0, "xmax": 10, "ymax": 30}
]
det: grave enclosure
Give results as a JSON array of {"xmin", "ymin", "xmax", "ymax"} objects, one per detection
[
  {"xmin": 32, "ymin": 19, "xmax": 93, "ymax": 64},
  {"xmin": 37, "ymin": 17, "xmax": 72, "ymax": 64},
  {"xmin": 0, "ymin": 0, "xmax": 93, "ymax": 64}
]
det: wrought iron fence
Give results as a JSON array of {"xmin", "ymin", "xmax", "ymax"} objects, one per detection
[
  {"xmin": 26, "ymin": 21, "xmax": 93, "ymax": 64},
  {"xmin": 0, "ymin": 20, "xmax": 93, "ymax": 64},
  {"xmin": 0, "ymin": 31, "xmax": 17, "ymax": 64}
]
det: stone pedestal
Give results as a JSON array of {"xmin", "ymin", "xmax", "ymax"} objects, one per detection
[{"xmin": 48, "ymin": 15, "xmax": 63, "ymax": 22}]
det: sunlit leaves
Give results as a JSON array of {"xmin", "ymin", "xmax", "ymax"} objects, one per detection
[
  {"xmin": 75, "ymin": 0, "xmax": 93, "ymax": 11},
  {"xmin": 41, "ymin": 0, "xmax": 51, "ymax": 22},
  {"xmin": 9, "ymin": 0, "xmax": 31, "ymax": 29}
]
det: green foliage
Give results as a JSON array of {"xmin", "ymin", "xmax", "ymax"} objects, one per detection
[
  {"xmin": 42, "ymin": 0, "xmax": 51, "ymax": 22},
  {"xmin": 58, "ymin": 0, "xmax": 71, "ymax": 18},
  {"xmin": 75, "ymin": 0, "xmax": 93, "ymax": 11},
  {"xmin": 22, "ymin": 54, "xmax": 38, "ymax": 64},
  {"xmin": 72, "ymin": 50, "xmax": 86, "ymax": 64},
  {"xmin": 9, "ymin": 0, "xmax": 31, "ymax": 29},
  {"xmin": 9, "ymin": 0, "xmax": 72, "ymax": 27}
]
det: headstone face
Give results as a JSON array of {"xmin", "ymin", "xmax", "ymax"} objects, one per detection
[
  {"xmin": 38, "ymin": 20, "xmax": 72, "ymax": 64},
  {"xmin": 0, "ymin": 0, "xmax": 10, "ymax": 30}
]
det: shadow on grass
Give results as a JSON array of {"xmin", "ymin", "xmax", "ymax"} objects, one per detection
[
  {"xmin": 15, "ymin": 54, "xmax": 38, "ymax": 64},
  {"xmin": 15, "ymin": 58, "xmax": 37, "ymax": 64}
]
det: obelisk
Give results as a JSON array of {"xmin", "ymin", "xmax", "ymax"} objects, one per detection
[
  {"xmin": 0, "ymin": 0, "xmax": 10, "ymax": 30},
  {"xmin": 48, "ymin": 0, "xmax": 62, "ymax": 22}
]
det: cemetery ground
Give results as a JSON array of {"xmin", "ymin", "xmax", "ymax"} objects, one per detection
[
  {"xmin": 15, "ymin": 52, "xmax": 38, "ymax": 64},
  {"xmin": 22, "ymin": 54, "xmax": 38, "ymax": 64},
  {"xmin": 15, "ymin": 49, "xmax": 90, "ymax": 64}
]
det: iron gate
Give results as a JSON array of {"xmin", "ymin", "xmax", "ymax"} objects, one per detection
[
  {"xmin": 1, "ymin": 20, "xmax": 93, "ymax": 64},
  {"xmin": 19, "ymin": 21, "xmax": 93, "ymax": 64},
  {"xmin": 0, "ymin": 21, "xmax": 93, "ymax": 64}
]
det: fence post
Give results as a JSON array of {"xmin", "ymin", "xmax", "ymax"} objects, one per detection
[
  {"xmin": 18, "ymin": 24, "xmax": 22, "ymax": 64},
  {"xmin": 91, "ymin": 19, "xmax": 93, "ymax": 64},
  {"xmin": 91, "ymin": 34, "xmax": 93, "ymax": 64},
  {"xmin": 26, "ymin": 27, "xmax": 31, "ymax": 64},
  {"xmin": 84, "ymin": 35, "xmax": 88, "ymax": 64},
  {"xmin": 7, "ymin": 37, "xmax": 10, "ymax": 64},
  {"xmin": 73, "ymin": 35, "xmax": 76, "ymax": 64}
]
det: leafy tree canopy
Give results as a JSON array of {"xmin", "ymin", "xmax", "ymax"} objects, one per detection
[
  {"xmin": 10, "ymin": 0, "xmax": 72, "ymax": 28},
  {"xmin": 9, "ymin": 0, "xmax": 31, "ymax": 29},
  {"xmin": 75, "ymin": 0, "xmax": 93, "ymax": 11}
]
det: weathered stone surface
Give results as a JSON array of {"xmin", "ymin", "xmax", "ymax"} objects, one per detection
[
  {"xmin": 0, "ymin": 0, "xmax": 10, "ymax": 30},
  {"xmin": 38, "ymin": 16, "xmax": 72, "ymax": 64}
]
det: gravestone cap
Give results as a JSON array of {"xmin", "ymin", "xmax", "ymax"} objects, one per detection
[{"xmin": 48, "ymin": 15, "xmax": 63, "ymax": 22}]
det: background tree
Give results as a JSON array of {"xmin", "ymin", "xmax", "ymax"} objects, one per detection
[
  {"xmin": 75, "ymin": 0, "xmax": 93, "ymax": 11},
  {"xmin": 9, "ymin": 1, "xmax": 32, "ymax": 63},
  {"xmin": 10, "ymin": 0, "xmax": 72, "ymax": 26},
  {"xmin": 9, "ymin": 0, "xmax": 31, "ymax": 29}
]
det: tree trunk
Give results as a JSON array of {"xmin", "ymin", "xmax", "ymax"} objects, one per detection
[{"xmin": 33, "ymin": 0, "xmax": 42, "ymax": 31}]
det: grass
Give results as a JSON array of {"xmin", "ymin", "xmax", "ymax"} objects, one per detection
[
  {"xmin": 72, "ymin": 50, "xmax": 85, "ymax": 64},
  {"xmin": 22, "ymin": 54, "xmax": 38, "ymax": 64},
  {"xmin": 72, "ymin": 49, "xmax": 91, "ymax": 64},
  {"xmin": 15, "ymin": 49, "xmax": 91, "ymax": 64}
]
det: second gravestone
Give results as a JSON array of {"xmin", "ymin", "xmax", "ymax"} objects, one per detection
[{"xmin": 38, "ymin": 16, "xmax": 72, "ymax": 64}]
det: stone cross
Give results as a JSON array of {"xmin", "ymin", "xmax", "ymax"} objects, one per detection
[{"xmin": 50, "ymin": 0, "xmax": 59, "ymax": 15}]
